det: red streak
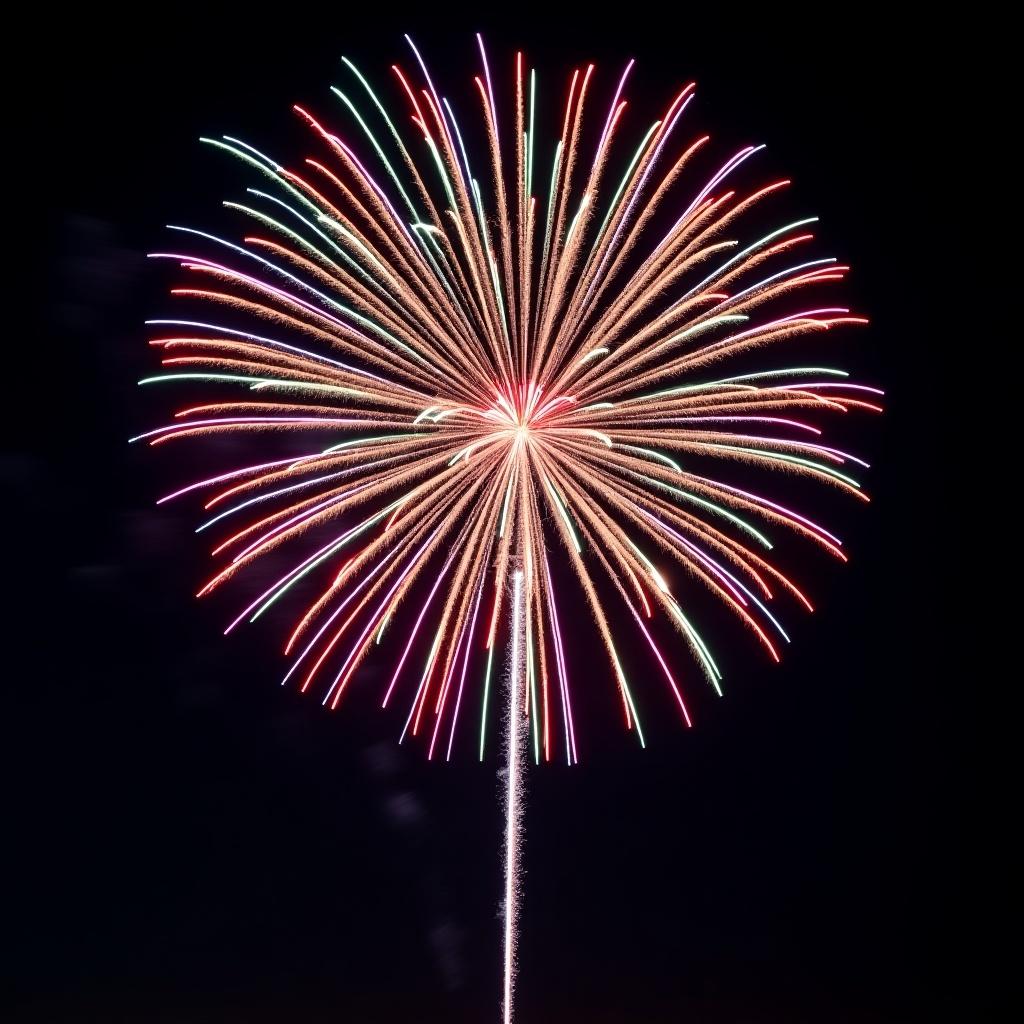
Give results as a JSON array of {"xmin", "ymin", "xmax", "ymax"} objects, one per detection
[{"xmin": 391, "ymin": 65, "xmax": 428, "ymax": 128}]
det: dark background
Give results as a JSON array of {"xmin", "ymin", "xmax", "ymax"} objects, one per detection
[{"xmin": 11, "ymin": 11, "xmax": 990, "ymax": 1023}]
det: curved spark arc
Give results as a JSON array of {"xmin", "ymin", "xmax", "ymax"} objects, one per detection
[{"xmin": 140, "ymin": 38, "xmax": 878, "ymax": 766}]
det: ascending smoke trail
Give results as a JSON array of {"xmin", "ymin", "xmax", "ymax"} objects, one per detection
[
  {"xmin": 503, "ymin": 568, "xmax": 527, "ymax": 1024},
  {"xmin": 134, "ymin": 41, "xmax": 880, "ymax": 1024}
]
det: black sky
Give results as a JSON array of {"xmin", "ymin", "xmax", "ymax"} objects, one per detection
[{"xmin": 11, "ymin": 11, "xmax": 990, "ymax": 1023}]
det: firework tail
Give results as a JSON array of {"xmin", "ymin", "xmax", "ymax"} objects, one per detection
[{"xmin": 503, "ymin": 567, "xmax": 527, "ymax": 1023}]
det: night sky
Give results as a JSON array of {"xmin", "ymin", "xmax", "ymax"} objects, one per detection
[{"xmin": 12, "ymin": 12, "xmax": 990, "ymax": 1023}]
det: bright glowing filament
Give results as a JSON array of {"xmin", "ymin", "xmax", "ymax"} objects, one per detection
[{"xmin": 503, "ymin": 569, "xmax": 527, "ymax": 1024}]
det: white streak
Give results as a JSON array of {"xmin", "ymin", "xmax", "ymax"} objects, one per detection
[{"xmin": 503, "ymin": 568, "xmax": 527, "ymax": 1024}]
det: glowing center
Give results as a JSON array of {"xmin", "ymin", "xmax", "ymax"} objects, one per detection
[{"xmin": 488, "ymin": 382, "xmax": 576, "ymax": 439}]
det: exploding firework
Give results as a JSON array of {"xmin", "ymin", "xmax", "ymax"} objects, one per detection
[{"xmin": 137, "ymin": 35, "xmax": 879, "ymax": 1019}]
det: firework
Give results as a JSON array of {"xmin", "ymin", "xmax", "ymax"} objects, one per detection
[{"xmin": 138, "ymin": 35, "xmax": 879, "ymax": 1017}]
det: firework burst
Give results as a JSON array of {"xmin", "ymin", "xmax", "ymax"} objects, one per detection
[{"xmin": 137, "ymin": 36, "xmax": 879, "ymax": 768}]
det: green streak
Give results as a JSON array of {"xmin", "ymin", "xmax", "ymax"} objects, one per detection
[
  {"xmin": 639, "ymin": 474, "xmax": 773, "ymax": 549},
  {"xmin": 710, "ymin": 444, "xmax": 861, "ymax": 488},
  {"xmin": 423, "ymin": 133, "xmax": 457, "ymax": 209},
  {"xmin": 610, "ymin": 646, "xmax": 645, "ymax": 748},
  {"xmin": 564, "ymin": 195, "xmax": 589, "ymax": 246},
  {"xmin": 479, "ymin": 644, "xmax": 496, "ymax": 761},
  {"xmin": 666, "ymin": 597, "xmax": 722, "ymax": 691},
  {"xmin": 170, "ymin": 222, "xmax": 424, "ymax": 364},
  {"xmin": 139, "ymin": 373, "xmax": 364, "ymax": 398},
  {"xmin": 224, "ymin": 199, "xmax": 344, "ymax": 270},
  {"xmin": 487, "ymin": 245, "xmax": 512, "ymax": 347},
  {"xmin": 442, "ymin": 97, "xmax": 475, "ymax": 193},
  {"xmin": 201, "ymin": 138, "xmax": 332, "ymax": 233},
  {"xmin": 540, "ymin": 142, "xmax": 563, "ymax": 271},
  {"xmin": 249, "ymin": 500, "xmax": 402, "ymax": 623},
  {"xmin": 679, "ymin": 217, "xmax": 820, "ymax": 301},
  {"xmin": 544, "ymin": 475, "xmax": 582, "ymax": 553},
  {"xmin": 322, "ymin": 433, "xmax": 419, "ymax": 454},
  {"xmin": 331, "ymin": 85, "xmax": 420, "ymax": 218},
  {"xmin": 631, "ymin": 366, "xmax": 850, "ymax": 402},
  {"xmin": 618, "ymin": 444, "xmax": 681, "ymax": 472},
  {"xmin": 498, "ymin": 476, "xmax": 515, "ymax": 537},
  {"xmin": 589, "ymin": 121, "xmax": 660, "ymax": 257},
  {"xmin": 448, "ymin": 444, "xmax": 477, "ymax": 466},
  {"xmin": 656, "ymin": 315, "xmax": 749, "ymax": 350},
  {"xmin": 339, "ymin": 56, "xmax": 464, "ymax": 301},
  {"xmin": 232, "ymin": 191, "xmax": 393, "ymax": 287},
  {"xmin": 417, "ymin": 629, "xmax": 444, "ymax": 707}
]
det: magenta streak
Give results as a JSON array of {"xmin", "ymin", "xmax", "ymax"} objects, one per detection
[
  {"xmin": 320, "ymin": 529, "xmax": 446, "ymax": 707},
  {"xmin": 675, "ymin": 145, "xmax": 757, "ymax": 227},
  {"xmin": 427, "ymin": 612, "xmax": 468, "ymax": 761},
  {"xmin": 627, "ymin": 600, "xmax": 691, "ymax": 727},
  {"xmin": 641, "ymin": 509, "xmax": 749, "ymax": 606},
  {"xmin": 230, "ymin": 482, "xmax": 373, "ymax": 563},
  {"xmin": 222, "ymin": 504, "xmax": 385, "ymax": 634},
  {"xmin": 164, "ymin": 253, "xmax": 378, "ymax": 342},
  {"xmin": 700, "ymin": 433, "xmax": 865, "ymax": 467},
  {"xmin": 282, "ymin": 523, "xmax": 439, "ymax": 683},
  {"xmin": 475, "ymin": 32, "xmax": 499, "ymax": 141},
  {"xmin": 157, "ymin": 454, "xmax": 317, "ymax": 504},
  {"xmin": 656, "ymin": 416, "xmax": 822, "ymax": 435},
  {"xmin": 544, "ymin": 555, "xmax": 577, "ymax": 764},
  {"xmin": 689, "ymin": 473, "xmax": 843, "ymax": 550},
  {"xmin": 584, "ymin": 92, "xmax": 695, "ymax": 305},
  {"xmin": 595, "ymin": 60, "xmax": 635, "ymax": 163},
  {"xmin": 770, "ymin": 382, "xmax": 885, "ymax": 395},
  {"xmin": 447, "ymin": 575, "xmax": 487, "ymax": 761},
  {"xmin": 383, "ymin": 548, "xmax": 460, "ymax": 710},
  {"xmin": 139, "ymin": 416, "xmax": 370, "ymax": 443}
]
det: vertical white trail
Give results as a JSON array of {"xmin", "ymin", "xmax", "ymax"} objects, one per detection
[{"xmin": 503, "ymin": 568, "xmax": 527, "ymax": 1024}]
